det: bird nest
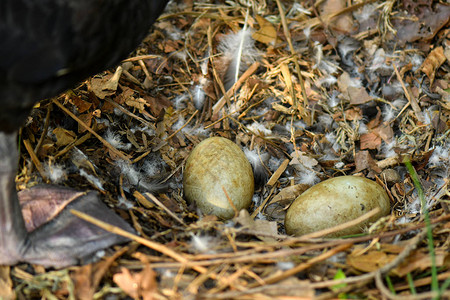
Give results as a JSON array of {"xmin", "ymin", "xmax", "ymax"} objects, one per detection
[{"xmin": 6, "ymin": 0, "xmax": 450, "ymax": 299}]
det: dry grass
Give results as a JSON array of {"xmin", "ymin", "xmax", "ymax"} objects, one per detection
[{"xmin": 6, "ymin": 0, "xmax": 449, "ymax": 299}]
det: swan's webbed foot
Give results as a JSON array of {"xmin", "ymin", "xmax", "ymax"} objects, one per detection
[
  {"xmin": 19, "ymin": 186, "xmax": 133, "ymax": 267},
  {"xmin": 0, "ymin": 131, "xmax": 133, "ymax": 268}
]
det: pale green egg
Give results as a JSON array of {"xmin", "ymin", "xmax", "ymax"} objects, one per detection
[
  {"xmin": 285, "ymin": 176, "xmax": 391, "ymax": 237},
  {"xmin": 183, "ymin": 137, "xmax": 254, "ymax": 220}
]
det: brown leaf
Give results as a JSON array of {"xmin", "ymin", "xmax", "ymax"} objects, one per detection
[
  {"xmin": 236, "ymin": 210, "xmax": 278, "ymax": 242},
  {"xmin": 73, "ymin": 264, "xmax": 95, "ymax": 300},
  {"xmin": 92, "ymin": 109, "xmax": 101, "ymax": 118},
  {"xmin": 270, "ymin": 184, "xmax": 310, "ymax": 206},
  {"xmin": 70, "ymin": 95, "xmax": 92, "ymax": 113},
  {"xmin": 360, "ymin": 132, "xmax": 381, "ymax": 150},
  {"xmin": 126, "ymin": 97, "xmax": 147, "ymax": 113},
  {"xmin": 320, "ymin": 0, "xmax": 353, "ymax": 33},
  {"xmin": 347, "ymin": 86, "xmax": 372, "ymax": 105},
  {"xmin": 367, "ymin": 111, "xmax": 382, "ymax": 130},
  {"xmin": 101, "ymin": 100, "xmax": 115, "ymax": 113},
  {"xmin": 344, "ymin": 107, "xmax": 363, "ymax": 121},
  {"xmin": 355, "ymin": 150, "xmax": 381, "ymax": 173},
  {"xmin": 347, "ymin": 249, "xmax": 395, "ymax": 272},
  {"xmin": 337, "ymin": 72, "xmax": 372, "ymax": 104},
  {"xmin": 420, "ymin": 46, "xmax": 446, "ymax": 84},
  {"xmin": 392, "ymin": 4, "xmax": 450, "ymax": 45},
  {"xmin": 372, "ymin": 122, "xmax": 394, "ymax": 143},
  {"xmin": 113, "ymin": 267, "xmax": 140, "ymax": 298},
  {"xmin": 252, "ymin": 15, "xmax": 278, "ymax": 45},
  {"xmin": 164, "ymin": 39, "xmax": 181, "ymax": 53},
  {"xmin": 290, "ymin": 152, "xmax": 318, "ymax": 168},
  {"xmin": 78, "ymin": 113, "xmax": 92, "ymax": 133},
  {"xmin": 145, "ymin": 56, "xmax": 169, "ymax": 74},
  {"xmin": 113, "ymin": 265, "xmax": 158, "ymax": 300},
  {"xmin": 90, "ymin": 73, "xmax": 117, "ymax": 99},
  {"xmin": 53, "ymin": 127, "xmax": 76, "ymax": 146},
  {"xmin": 393, "ymin": 250, "xmax": 447, "ymax": 277},
  {"xmin": 144, "ymin": 94, "xmax": 172, "ymax": 116},
  {"xmin": 355, "ymin": 151, "xmax": 371, "ymax": 172},
  {"xmin": 337, "ymin": 72, "xmax": 352, "ymax": 93},
  {"xmin": 116, "ymin": 86, "xmax": 135, "ymax": 104}
]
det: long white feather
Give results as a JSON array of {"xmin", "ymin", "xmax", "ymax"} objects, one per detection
[
  {"xmin": 234, "ymin": 10, "xmax": 250, "ymax": 87},
  {"xmin": 218, "ymin": 22, "xmax": 260, "ymax": 90}
]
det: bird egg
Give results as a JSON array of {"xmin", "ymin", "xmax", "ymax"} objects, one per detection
[
  {"xmin": 285, "ymin": 176, "xmax": 390, "ymax": 237},
  {"xmin": 183, "ymin": 137, "xmax": 254, "ymax": 219}
]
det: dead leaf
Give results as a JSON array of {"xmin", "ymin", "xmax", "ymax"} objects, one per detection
[
  {"xmin": 70, "ymin": 95, "xmax": 92, "ymax": 113},
  {"xmin": 420, "ymin": 46, "xmax": 446, "ymax": 84},
  {"xmin": 253, "ymin": 15, "xmax": 278, "ymax": 45},
  {"xmin": 113, "ymin": 267, "xmax": 140, "ymax": 298},
  {"xmin": 113, "ymin": 265, "xmax": 158, "ymax": 300},
  {"xmin": 236, "ymin": 210, "xmax": 278, "ymax": 242},
  {"xmin": 355, "ymin": 151, "xmax": 371, "ymax": 172},
  {"xmin": 73, "ymin": 264, "xmax": 95, "ymax": 300},
  {"xmin": 101, "ymin": 100, "xmax": 115, "ymax": 113},
  {"xmin": 270, "ymin": 184, "xmax": 310, "ymax": 205},
  {"xmin": 337, "ymin": 72, "xmax": 372, "ymax": 104},
  {"xmin": 290, "ymin": 152, "xmax": 318, "ymax": 168},
  {"xmin": 164, "ymin": 39, "xmax": 181, "ymax": 53},
  {"xmin": 116, "ymin": 86, "xmax": 135, "ymax": 104},
  {"xmin": 320, "ymin": 0, "xmax": 353, "ymax": 33},
  {"xmin": 139, "ymin": 265, "xmax": 158, "ymax": 300},
  {"xmin": 78, "ymin": 113, "xmax": 93, "ymax": 133},
  {"xmin": 381, "ymin": 243, "xmax": 404, "ymax": 254},
  {"xmin": 392, "ymin": 3, "xmax": 450, "ymax": 45},
  {"xmin": 53, "ymin": 127, "xmax": 76, "ymax": 146},
  {"xmin": 92, "ymin": 109, "xmax": 101, "ymax": 118},
  {"xmin": 344, "ymin": 107, "xmax": 363, "ymax": 121},
  {"xmin": 347, "ymin": 249, "xmax": 395, "ymax": 272},
  {"xmin": 347, "ymin": 86, "xmax": 372, "ymax": 105},
  {"xmin": 360, "ymin": 132, "xmax": 381, "ymax": 150},
  {"xmin": 367, "ymin": 110, "xmax": 382, "ymax": 130},
  {"xmin": 144, "ymin": 94, "xmax": 172, "ymax": 116},
  {"xmin": 90, "ymin": 74, "xmax": 117, "ymax": 99},
  {"xmin": 355, "ymin": 151, "xmax": 381, "ymax": 173},
  {"xmin": 145, "ymin": 56, "xmax": 169, "ymax": 74},
  {"xmin": 372, "ymin": 122, "xmax": 394, "ymax": 143},
  {"xmin": 393, "ymin": 250, "xmax": 447, "ymax": 277},
  {"xmin": 126, "ymin": 97, "xmax": 147, "ymax": 113}
]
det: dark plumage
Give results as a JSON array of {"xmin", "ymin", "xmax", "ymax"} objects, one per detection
[
  {"xmin": 0, "ymin": 0, "xmax": 167, "ymax": 132},
  {"xmin": 0, "ymin": 0, "xmax": 168, "ymax": 267}
]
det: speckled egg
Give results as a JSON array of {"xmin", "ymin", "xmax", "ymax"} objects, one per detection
[
  {"xmin": 183, "ymin": 137, "xmax": 254, "ymax": 219},
  {"xmin": 285, "ymin": 176, "xmax": 390, "ymax": 237}
]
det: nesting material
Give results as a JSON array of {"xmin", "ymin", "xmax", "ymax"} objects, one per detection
[
  {"xmin": 285, "ymin": 176, "xmax": 391, "ymax": 237},
  {"xmin": 183, "ymin": 137, "xmax": 254, "ymax": 219}
]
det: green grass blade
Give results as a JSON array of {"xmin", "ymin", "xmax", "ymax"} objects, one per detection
[
  {"xmin": 404, "ymin": 158, "xmax": 439, "ymax": 297},
  {"xmin": 406, "ymin": 272, "xmax": 417, "ymax": 295}
]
